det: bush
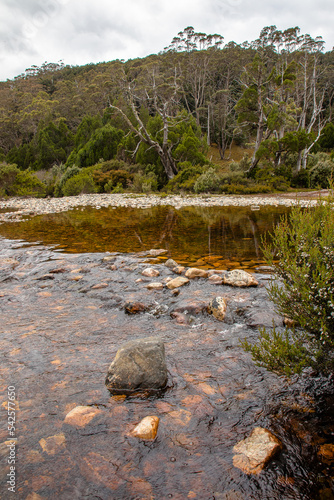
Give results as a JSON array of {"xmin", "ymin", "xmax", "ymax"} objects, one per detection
[
  {"xmin": 308, "ymin": 153, "xmax": 334, "ymax": 188},
  {"xmin": 243, "ymin": 195, "xmax": 334, "ymax": 376},
  {"xmin": 62, "ymin": 172, "xmax": 97, "ymax": 196},
  {"xmin": 0, "ymin": 163, "xmax": 46, "ymax": 197},
  {"xmin": 132, "ymin": 172, "xmax": 158, "ymax": 193},
  {"xmin": 194, "ymin": 167, "xmax": 221, "ymax": 193},
  {"xmin": 164, "ymin": 162, "xmax": 203, "ymax": 192}
]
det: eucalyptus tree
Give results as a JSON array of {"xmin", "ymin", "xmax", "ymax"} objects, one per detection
[{"xmin": 108, "ymin": 58, "xmax": 184, "ymax": 179}]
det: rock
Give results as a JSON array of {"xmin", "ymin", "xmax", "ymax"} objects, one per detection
[
  {"xmin": 172, "ymin": 266, "xmax": 185, "ymax": 275},
  {"xmin": 39, "ymin": 433, "xmax": 66, "ymax": 455},
  {"xmin": 165, "ymin": 258, "xmax": 178, "ymax": 269},
  {"xmin": 124, "ymin": 301, "xmax": 147, "ymax": 314},
  {"xmin": 233, "ymin": 427, "xmax": 282, "ymax": 474},
  {"xmin": 208, "ymin": 274, "xmax": 223, "ymax": 285},
  {"xmin": 105, "ymin": 337, "xmax": 168, "ymax": 394},
  {"xmin": 146, "ymin": 282, "xmax": 164, "ymax": 290},
  {"xmin": 185, "ymin": 268, "xmax": 208, "ymax": 279},
  {"xmin": 173, "ymin": 300, "xmax": 207, "ymax": 315},
  {"xmin": 64, "ymin": 406, "xmax": 101, "ymax": 428},
  {"xmin": 318, "ymin": 443, "xmax": 334, "ymax": 460},
  {"xmin": 208, "ymin": 297, "xmax": 227, "ymax": 321},
  {"xmin": 223, "ymin": 270, "xmax": 258, "ymax": 287},
  {"xmin": 91, "ymin": 283, "xmax": 108, "ymax": 289},
  {"xmin": 131, "ymin": 416, "xmax": 160, "ymax": 440},
  {"xmin": 149, "ymin": 249, "xmax": 167, "ymax": 256},
  {"xmin": 167, "ymin": 276, "xmax": 189, "ymax": 289},
  {"xmin": 142, "ymin": 268, "xmax": 160, "ymax": 277},
  {"xmin": 170, "ymin": 311, "xmax": 188, "ymax": 324},
  {"xmin": 0, "ymin": 258, "xmax": 19, "ymax": 270}
]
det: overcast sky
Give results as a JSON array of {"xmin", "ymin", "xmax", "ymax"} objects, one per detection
[{"xmin": 0, "ymin": 0, "xmax": 333, "ymax": 81}]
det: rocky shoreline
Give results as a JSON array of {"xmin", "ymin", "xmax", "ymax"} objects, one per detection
[{"xmin": 0, "ymin": 190, "xmax": 326, "ymax": 224}]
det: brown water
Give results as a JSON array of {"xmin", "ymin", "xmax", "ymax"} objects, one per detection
[
  {"xmin": 0, "ymin": 207, "xmax": 334, "ymax": 500},
  {"xmin": 0, "ymin": 205, "xmax": 290, "ymax": 270}
]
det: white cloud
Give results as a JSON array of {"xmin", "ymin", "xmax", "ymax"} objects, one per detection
[{"xmin": 0, "ymin": 0, "xmax": 333, "ymax": 80}]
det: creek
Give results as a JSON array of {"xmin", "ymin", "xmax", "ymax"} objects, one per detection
[{"xmin": 0, "ymin": 205, "xmax": 333, "ymax": 500}]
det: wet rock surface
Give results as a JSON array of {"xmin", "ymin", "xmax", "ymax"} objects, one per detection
[
  {"xmin": 105, "ymin": 337, "xmax": 168, "ymax": 394},
  {"xmin": 0, "ymin": 237, "xmax": 333, "ymax": 499}
]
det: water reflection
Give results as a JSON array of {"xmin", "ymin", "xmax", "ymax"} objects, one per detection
[{"xmin": 0, "ymin": 205, "xmax": 290, "ymax": 270}]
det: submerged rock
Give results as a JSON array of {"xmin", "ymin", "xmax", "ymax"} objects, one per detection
[
  {"xmin": 39, "ymin": 433, "xmax": 66, "ymax": 455},
  {"xmin": 149, "ymin": 249, "xmax": 167, "ymax": 256},
  {"xmin": 208, "ymin": 297, "xmax": 227, "ymax": 321},
  {"xmin": 223, "ymin": 270, "xmax": 258, "ymax": 287},
  {"xmin": 64, "ymin": 406, "xmax": 101, "ymax": 428},
  {"xmin": 146, "ymin": 282, "xmax": 164, "ymax": 290},
  {"xmin": 233, "ymin": 427, "xmax": 282, "ymax": 474},
  {"xmin": 105, "ymin": 337, "xmax": 168, "ymax": 394},
  {"xmin": 131, "ymin": 416, "xmax": 160, "ymax": 440}
]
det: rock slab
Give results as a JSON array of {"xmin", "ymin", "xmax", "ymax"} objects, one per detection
[
  {"xmin": 64, "ymin": 406, "xmax": 101, "ymax": 428},
  {"xmin": 105, "ymin": 337, "xmax": 168, "ymax": 394},
  {"xmin": 233, "ymin": 427, "xmax": 282, "ymax": 474},
  {"xmin": 185, "ymin": 268, "xmax": 208, "ymax": 279},
  {"xmin": 167, "ymin": 276, "xmax": 189, "ymax": 289}
]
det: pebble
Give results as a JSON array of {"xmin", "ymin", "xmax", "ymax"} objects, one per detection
[{"xmin": 131, "ymin": 416, "xmax": 160, "ymax": 440}]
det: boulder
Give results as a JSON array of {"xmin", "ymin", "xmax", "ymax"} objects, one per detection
[
  {"xmin": 208, "ymin": 297, "xmax": 227, "ymax": 321},
  {"xmin": 105, "ymin": 337, "xmax": 168, "ymax": 394},
  {"xmin": 223, "ymin": 270, "xmax": 258, "ymax": 287},
  {"xmin": 131, "ymin": 416, "xmax": 160, "ymax": 440},
  {"xmin": 142, "ymin": 268, "xmax": 160, "ymax": 278},
  {"xmin": 39, "ymin": 434, "xmax": 66, "ymax": 455},
  {"xmin": 233, "ymin": 427, "xmax": 282, "ymax": 474},
  {"xmin": 185, "ymin": 268, "xmax": 208, "ymax": 279},
  {"xmin": 167, "ymin": 276, "xmax": 189, "ymax": 290}
]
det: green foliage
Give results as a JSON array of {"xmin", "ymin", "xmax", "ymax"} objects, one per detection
[
  {"xmin": 54, "ymin": 165, "xmax": 80, "ymax": 197},
  {"xmin": 67, "ymin": 124, "xmax": 124, "ymax": 168},
  {"xmin": 317, "ymin": 122, "xmax": 334, "ymax": 151},
  {"xmin": 241, "ymin": 326, "xmax": 312, "ymax": 377},
  {"xmin": 194, "ymin": 167, "xmax": 220, "ymax": 193},
  {"xmin": 132, "ymin": 172, "xmax": 159, "ymax": 193},
  {"xmin": 246, "ymin": 195, "xmax": 334, "ymax": 375},
  {"xmin": 0, "ymin": 162, "xmax": 46, "ymax": 197},
  {"xmin": 164, "ymin": 162, "xmax": 204, "ymax": 192},
  {"xmin": 308, "ymin": 153, "xmax": 334, "ymax": 188},
  {"xmin": 62, "ymin": 171, "xmax": 98, "ymax": 196}
]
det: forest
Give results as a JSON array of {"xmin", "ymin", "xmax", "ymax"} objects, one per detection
[{"xmin": 0, "ymin": 25, "xmax": 334, "ymax": 198}]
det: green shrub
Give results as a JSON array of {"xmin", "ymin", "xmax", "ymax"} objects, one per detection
[
  {"xmin": 62, "ymin": 172, "xmax": 97, "ymax": 196},
  {"xmin": 165, "ymin": 162, "xmax": 203, "ymax": 192},
  {"xmin": 0, "ymin": 163, "xmax": 46, "ymax": 197},
  {"xmin": 243, "ymin": 195, "xmax": 334, "ymax": 376},
  {"xmin": 308, "ymin": 153, "xmax": 334, "ymax": 188},
  {"xmin": 194, "ymin": 167, "xmax": 221, "ymax": 193},
  {"xmin": 132, "ymin": 172, "xmax": 158, "ymax": 193},
  {"xmin": 54, "ymin": 165, "xmax": 80, "ymax": 197}
]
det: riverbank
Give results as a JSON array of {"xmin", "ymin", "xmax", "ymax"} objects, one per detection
[{"xmin": 0, "ymin": 190, "xmax": 328, "ymax": 224}]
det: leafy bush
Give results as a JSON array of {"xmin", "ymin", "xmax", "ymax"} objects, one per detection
[
  {"xmin": 0, "ymin": 163, "xmax": 46, "ymax": 197},
  {"xmin": 243, "ymin": 195, "xmax": 334, "ymax": 375},
  {"xmin": 54, "ymin": 165, "xmax": 80, "ymax": 196},
  {"xmin": 165, "ymin": 162, "xmax": 204, "ymax": 192},
  {"xmin": 62, "ymin": 172, "xmax": 97, "ymax": 196},
  {"xmin": 194, "ymin": 167, "xmax": 221, "ymax": 193},
  {"xmin": 308, "ymin": 153, "xmax": 334, "ymax": 188},
  {"xmin": 132, "ymin": 172, "xmax": 158, "ymax": 193}
]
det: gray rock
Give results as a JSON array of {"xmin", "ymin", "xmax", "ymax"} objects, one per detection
[
  {"xmin": 208, "ymin": 297, "xmax": 227, "ymax": 321},
  {"xmin": 165, "ymin": 258, "xmax": 178, "ymax": 269},
  {"xmin": 105, "ymin": 337, "xmax": 168, "ymax": 394}
]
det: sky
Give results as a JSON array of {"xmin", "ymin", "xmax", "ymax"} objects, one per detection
[{"xmin": 0, "ymin": 0, "xmax": 334, "ymax": 81}]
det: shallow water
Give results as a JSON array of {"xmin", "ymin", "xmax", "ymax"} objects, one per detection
[
  {"xmin": 0, "ymin": 205, "xmax": 290, "ymax": 270},
  {"xmin": 0, "ymin": 237, "xmax": 333, "ymax": 499}
]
